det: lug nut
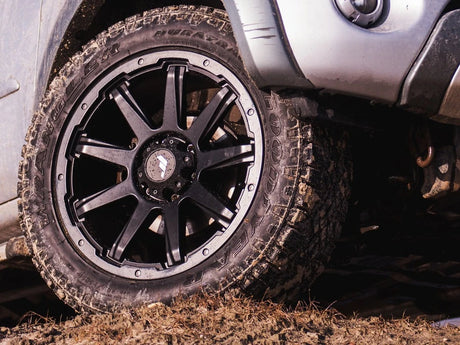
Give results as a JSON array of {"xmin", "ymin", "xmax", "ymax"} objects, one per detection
[{"xmin": 146, "ymin": 188, "xmax": 158, "ymax": 196}]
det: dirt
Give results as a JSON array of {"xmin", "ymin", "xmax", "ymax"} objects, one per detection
[
  {"xmin": 0, "ymin": 294, "xmax": 458, "ymax": 345},
  {"xmin": 2, "ymin": 218, "xmax": 459, "ymax": 345}
]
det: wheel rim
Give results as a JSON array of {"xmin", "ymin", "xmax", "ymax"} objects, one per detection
[{"xmin": 53, "ymin": 50, "xmax": 263, "ymax": 279}]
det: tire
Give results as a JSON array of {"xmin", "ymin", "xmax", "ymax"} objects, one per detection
[{"xmin": 18, "ymin": 6, "xmax": 351, "ymax": 312}]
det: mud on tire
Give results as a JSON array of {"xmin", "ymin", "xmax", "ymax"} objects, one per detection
[{"xmin": 18, "ymin": 6, "xmax": 351, "ymax": 311}]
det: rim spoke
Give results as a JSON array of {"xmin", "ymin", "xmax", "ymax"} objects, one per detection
[
  {"xmin": 198, "ymin": 144, "xmax": 254, "ymax": 171},
  {"xmin": 75, "ymin": 180, "xmax": 134, "ymax": 217},
  {"xmin": 109, "ymin": 200, "xmax": 154, "ymax": 261},
  {"xmin": 75, "ymin": 136, "xmax": 132, "ymax": 167},
  {"xmin": 163, "ymin": 205, "xmax": 183, "ymax": 265},
  {"xmin": 111, "ymin": 83, "xmax": 152, "ymax": 141},
  {"xmin": 162, "ymin": 66, "xmax": 186, "ymax": 130},
  {"xmin": 187, "ymin": 183, "xmax": 235, "ymax": 228},
  {"xmin": 188, "ymin": 87, "xmax": 237, "ymax": 142}
]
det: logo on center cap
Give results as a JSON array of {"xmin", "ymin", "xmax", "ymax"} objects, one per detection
[
  {"xmin": 157, "ymin": 155, "xmax": 168, "ymax": 179},
  {"xmin": 145, "ymin": 149, "xmax": 176, "ymax": 182}
]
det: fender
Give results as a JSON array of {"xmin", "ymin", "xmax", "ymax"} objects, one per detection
[
  {"xmin": 0, "ymin": 0, "xmax": 81, "ymax": 203},
  {"xmin": 222, "ymin": 0, "xmax": 312, "ymax": 89}
]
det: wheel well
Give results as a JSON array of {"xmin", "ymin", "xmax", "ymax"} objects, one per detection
[
  {"xmin": 49, "ymin": 0, "xmax": 225, "ymax": 84},
  {"xmin": 443, "ymin": 0, "xmax": 460, "ymax": 13}
]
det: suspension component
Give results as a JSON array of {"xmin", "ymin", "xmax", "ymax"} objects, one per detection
[{"xmin": 416, "ymin": 146, "xmax": 435, "ymax": 168}]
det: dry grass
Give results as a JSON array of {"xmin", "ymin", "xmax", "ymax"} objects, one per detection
[{"xmin": 1, "ymin": 294, "xmax": 459, "ymax": 344}]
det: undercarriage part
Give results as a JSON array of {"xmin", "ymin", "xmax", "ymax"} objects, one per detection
[
  {"xmin": 454, "ymin": 127, "xmax": 460, "ymax": 192},
  {"xmin": 421, "ymin": 146, "xmax": 455, "ymax": 199},
  {"xmin": 416, "ymin": 146, "xmax": 435, "ymax": 168},
  {"xmin": 284, "ymin": 92, "xmax": 387, "ymax": 131},
  {"xmin": 410, "ymin": 122, "xmax": 460, "ymax": 199},
  {"xmin": 0, "ymin": 236, "xmax": 30, "ymax": 262},
  {"xmin": 400, "ymin": 10, "xmax": 460, "ymax": 118}
]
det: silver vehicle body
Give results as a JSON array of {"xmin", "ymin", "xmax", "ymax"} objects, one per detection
[
  {"xmin": 0, "ymin": 0, "xmax": 81, "ymax": 241},
  {"xmin": 0, "ymin": 0, "xmax": 459, "ymax": 243}
]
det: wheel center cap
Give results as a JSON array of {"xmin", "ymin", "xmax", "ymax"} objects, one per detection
[
  {"xmin": 145, "ymin": 149, "xmax": 176, "ymax": 183},
  {"xmin": 135, "ymin": 135, "xmax": 197, "ymax": 201}
]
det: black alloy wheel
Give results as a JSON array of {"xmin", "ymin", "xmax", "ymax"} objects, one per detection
[{"xmin": 54, "ymin": 50, "xmax": 263, "ymax": 279}]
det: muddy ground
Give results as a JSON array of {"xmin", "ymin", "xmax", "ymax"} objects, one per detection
[{"xmin": 1, "ymin": 294, "xmax": 460, "ymax": 344}]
